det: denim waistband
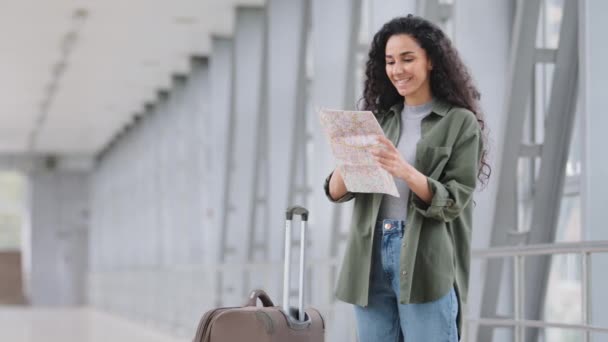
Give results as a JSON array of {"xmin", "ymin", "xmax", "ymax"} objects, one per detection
[{"xmin": 375, "ymin": 219, "xmax": 405, "ymax": 236}]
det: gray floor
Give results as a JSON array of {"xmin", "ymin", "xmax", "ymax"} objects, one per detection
[{"xmin": 0, "ymin": 307, "xmax": 189, "ymax": 342}]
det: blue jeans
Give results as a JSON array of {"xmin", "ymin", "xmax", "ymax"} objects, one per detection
[{"xmin": 354, "ymin": 219, "xmax": 459, "ymax": 342}]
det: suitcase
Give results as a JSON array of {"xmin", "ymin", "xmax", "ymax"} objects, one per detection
[{"xmin": 193, "ymin": 206, "xmax": 325, "ymax": 341}]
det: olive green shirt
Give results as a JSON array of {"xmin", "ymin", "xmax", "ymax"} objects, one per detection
[{"xmin": 324, "ymin": 99, "xmax": 483, "ymax": 335}]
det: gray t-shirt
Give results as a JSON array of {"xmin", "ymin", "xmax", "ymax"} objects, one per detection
[{"xmin": 377, "ymin": 100, "xmax": 433, "ymax": 221}]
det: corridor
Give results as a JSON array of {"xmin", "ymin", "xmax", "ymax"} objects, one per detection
[{"xmin": 0, "ymin": 307, "xmax": 189, "ymax": 342}]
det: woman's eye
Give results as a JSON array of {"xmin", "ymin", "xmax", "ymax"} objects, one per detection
[
  {"xmin": 386, "ymin": 61, "xmax": 395, "ymax": 65},
  {"xmin": 404, "ymin": 59, "xmax": 414, "ymax": 62}
]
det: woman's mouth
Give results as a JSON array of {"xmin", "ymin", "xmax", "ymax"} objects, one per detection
[{"xmin": 394, "ymin": 77, "xmax": 412, "ymax": 87}]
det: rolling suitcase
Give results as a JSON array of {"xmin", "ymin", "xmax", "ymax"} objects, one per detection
[{"xmin": 193, "ymin": 206, "xmax": 325, "ymax": 342}]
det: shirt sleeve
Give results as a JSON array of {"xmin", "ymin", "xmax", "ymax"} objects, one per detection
[
  {"xmin": 412, "ymin": 127, "xmax": 481, "ymax": 222},
  {"xmin": 324, "ymin": 171, "xmax": 355, "ymax": 203}
]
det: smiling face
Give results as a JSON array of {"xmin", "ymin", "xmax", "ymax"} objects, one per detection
[{"xmin": 385, "ymin": 34, "xmax": 433, "ymax": 105}]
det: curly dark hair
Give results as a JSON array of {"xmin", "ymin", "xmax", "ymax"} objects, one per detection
[{"xmin": 360, "ymin": 14, "xmax": 491, "ymax": 187}]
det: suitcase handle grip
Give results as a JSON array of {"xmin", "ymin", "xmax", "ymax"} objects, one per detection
[
  {"xmin": 286, "ymin": 206, "xmax": 309, "ymax": 221},
  {"xmin": 245, "ymin": 289, "xmax": 275, "ymax": 307}
]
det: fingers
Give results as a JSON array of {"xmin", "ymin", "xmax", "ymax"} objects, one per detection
[
  {"xmin": 370, "ymin": 149, "xmax": 397, "ymax": 170},
  {"xmin": 370, "ymin": 136, "xmax": 404, "ymax": 177},
  {"xmin": 370, "ymin": 147, "xmax": 390, "ymax": 159},
  {"xmin": 375, "ymin": 157, "xmax": 397, "ymax": 176},
  {"xmin": 375, "ymin": 157, "xmax": 392, "ymax": 169},
  {"xmin": 376, "ymin": 136, "xmax": 396, "ymax": 151},
  {"xmin": 371, "ymin": 148, "xmax": 395, "ymax": 171},
  {"xmin": 370, "ymin": 138, "xmax": 397, "ymax": 160}
]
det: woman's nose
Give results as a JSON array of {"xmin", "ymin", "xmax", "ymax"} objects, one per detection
[{"xmin": 394, "ymin": 65, "xmax": 407, "ymax": 76}]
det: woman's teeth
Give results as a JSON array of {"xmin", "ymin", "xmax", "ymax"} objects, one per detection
[{"xmin": 395, "ymin": 78, "xmax": 411, "ymax": 86}]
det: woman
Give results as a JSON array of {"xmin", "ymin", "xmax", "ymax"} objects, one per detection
[{"xmin": 324, "ymin": 15, "xmax": 491, "ymax": 341}]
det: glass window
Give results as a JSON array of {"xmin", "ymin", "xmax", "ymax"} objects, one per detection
[{"xmin": 0, "ymin": 172, "xmax": 25, "ymax": 251}]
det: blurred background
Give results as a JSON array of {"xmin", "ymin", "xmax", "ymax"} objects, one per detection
[{"xmin": 0, "ymin": 0, "xmax": 606, "ymax": 341}]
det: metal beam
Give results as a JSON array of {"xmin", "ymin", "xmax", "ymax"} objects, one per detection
[
  {"xmin": 477, "ymin": 0, "xmax": 543, "ymax": 341},
  {"xmin": 525, "ymin": 2, "xmax": 578, "ymax": 340},
  {"xmin": 418, "ymin": 0, "xmax": 453, "ymax": 24},
  {"xmin": 520, "ymin": 143, "xmax": 543, "ymax": 158},
  {"xmin": 535, "ymin": 48, "xmax": 558, "ymax": 64}
]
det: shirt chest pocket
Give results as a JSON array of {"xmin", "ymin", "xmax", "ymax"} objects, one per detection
[{"xmin": 415, "ymin": 144, "xmax": 453, "ymax": 178}]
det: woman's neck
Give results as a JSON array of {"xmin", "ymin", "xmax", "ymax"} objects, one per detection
[
  {"xmin": 404, "ymin": 94, "xmax": 433, "ymax": 106},
  {"xmin": 404, "ymin": 89, "xmax": 433, "ymax": 106}
]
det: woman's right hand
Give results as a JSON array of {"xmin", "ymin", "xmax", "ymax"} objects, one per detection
[{"xmin": 329, "ymin": 167, "xmax": 348, "ymax": 201}]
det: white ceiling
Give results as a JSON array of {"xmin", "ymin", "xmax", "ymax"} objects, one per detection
[{"xmin": 0, "ymin": 0, "xmax": 263, "ymax": 155}]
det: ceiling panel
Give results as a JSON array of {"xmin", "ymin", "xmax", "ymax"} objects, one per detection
[{"xmin": 1, "ymin": 0, "xmax": 264, "ymax": 155}]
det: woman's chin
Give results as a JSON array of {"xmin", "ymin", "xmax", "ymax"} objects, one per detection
[{"xmin": 397, "ymin": 89, "xmax": 409, "ymax": 97}]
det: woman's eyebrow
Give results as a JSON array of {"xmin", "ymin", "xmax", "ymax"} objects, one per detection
[{"xmin": 385, "ymin": 51, "xmax": 414, "ymax": 58}]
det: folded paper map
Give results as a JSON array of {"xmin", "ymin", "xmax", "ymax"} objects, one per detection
[{"xmin": 319, "ymin": 108, "xmax": 399, "ymax": 197}]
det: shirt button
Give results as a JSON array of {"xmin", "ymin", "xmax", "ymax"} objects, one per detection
[
  {"xmin": 384, "ymin": 223, "xmax": 391, "ymax": 230},
  {"xmin": 402, "ymin": 271, "xmax": 407, "ymax": 276}
]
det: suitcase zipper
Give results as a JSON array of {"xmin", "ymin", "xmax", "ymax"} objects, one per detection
[
  {"xmin": 194, "ymin": 307, "xmax": 236, "ymax": 342},
  {"xmin": 193, "ymin": 309, "xmax": 216, "ymax": 342}
]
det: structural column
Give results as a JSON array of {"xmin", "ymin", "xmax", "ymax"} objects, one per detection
[
  {"xmin": 188, "ymin": 56, "xmax": 210, "ymax": 265},
  {"xmin": 26, "ymin": 164, "xmax": 90, "ymax": 306},
  {"xmin": 266, "ymin": 0, "xmax": 310, "ymax": 302},
  {"xmin": 310, "ymin": 0, "xmax": 361, "ymax": 297},
  {"xmin": 310, "ymin": 1, "xmax": 361, "ymax": 341},
  {"xmin": 580, "ymin": 1, "xmax": 608, "ymax": 340},
  {"xmin": 206, "ymin": 36, "xmax": 233, "ymax": 271},
  {"xmin": 218, "ymin": 6, "xmax": 266, "ymax": 306}
]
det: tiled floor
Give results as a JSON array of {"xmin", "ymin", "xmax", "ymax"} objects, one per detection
[{"xmin": 0, "ymin": 307, "xmax": 189, "ymax": 342}]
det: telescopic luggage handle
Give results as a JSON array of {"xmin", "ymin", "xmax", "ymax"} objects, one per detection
[
  {"xmin": 283, "ymin": 206, "xmax": 309, "ymax": 322},
  {"xmin": 286, "ymin": 206, "xmax": 309, "ymax": 221}
]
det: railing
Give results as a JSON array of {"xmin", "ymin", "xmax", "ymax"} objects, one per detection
[
  {"xmin": 89, "ymin": 241, "xmax": 608, "ymax": 342},
  {"xmin": 468, "ymin": 241, "xmax": 608, "ymax": 342}
]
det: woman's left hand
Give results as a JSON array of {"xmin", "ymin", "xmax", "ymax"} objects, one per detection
[{"xmin": 370, "ymin": 136, "xmax": 411, "ymax": 181}]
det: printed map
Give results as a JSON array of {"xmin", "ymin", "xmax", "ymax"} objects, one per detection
[{"xmin": 319, "ymin": 109, "xmax": 399, "ymax": 197}]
